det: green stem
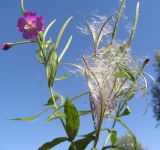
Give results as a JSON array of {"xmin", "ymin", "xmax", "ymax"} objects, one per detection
[
  {"xmin": 103, "ymin": 119, "xmax": 117, "ymax": 147},
  {"xmin": 36, "ymin": 37, "xmax": 47, "ymax": 63},
  {"xmin": 15, "ymin": 40, "xmax": 35, "ymax": 45},
  {"xmin": 93, "ymin": 109, "xmax": 105, "ymax": 148},
  {"xmin": 49, "ymin": 86, "xmax": 58, "ymax": 109},
  {"xmin": 20, "ymin": 0, "xmax": 25, "ymax": 15}
]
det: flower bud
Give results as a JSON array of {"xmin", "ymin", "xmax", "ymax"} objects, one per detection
[
  {"xmin": 0, "ymin": 43, "xmax": 14, "ymax": 51},
  {"xmin": 144, "ymin": 58, "xmax": 150, "ymax": 65}
]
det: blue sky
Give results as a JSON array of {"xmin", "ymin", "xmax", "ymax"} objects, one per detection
[{"xmin": 0, "ymin": 0, "xmax": 160, "ymax": 150}]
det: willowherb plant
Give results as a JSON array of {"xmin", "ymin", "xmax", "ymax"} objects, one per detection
[{"xmin": 1, "ymin": 0, "xmax": 153, "ymax": 150}]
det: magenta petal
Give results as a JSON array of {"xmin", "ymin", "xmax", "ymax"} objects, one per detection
[
  {"xmin": 25, "ymin": 16, "xmax": 36, "ymax": 23},
  {"xmin": 17, "ymin": 18, "xmax": 27, "ymax": 32},
  {"xmin": 24, "ymin": 11, "xmax": 36, "ymax": 17},
  {"xmin": 23, "ymin": 30, "xmax": 37, "ymax": 40},
  {"xmin": 36, "ymin": 16, "xmax": 45, "ymax": 31},
  {"xmin": 38, "ymin": 16, "xmax": 44, "ymax": 24}
]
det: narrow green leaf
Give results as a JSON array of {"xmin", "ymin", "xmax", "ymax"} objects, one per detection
[
  {"xmin": 43, "ymin": 19, "xmax": 56, "ymax": 41},
  {"xmin": 45, "ymin": 111, "xmax": 66, "ymax": 123},
  {"xmin": 128, "ymin": 1, "xmax": 140, "ymax": 47},
  {"xmin": 55, "ymin": 16, "xmax": 73, "ymax": 51},
  {"xmin": 95, "ymin": 14, "xmax": 115, "ymax": 50},
  {"xmin": 78, "ymin": 128, "xmax": 108, "ymax": 138},
  {"xmin": 20, "ymin": 0, "xmax": 25, "ymax": 15},
  {"xmin": 68, "ymin": 135, "xmax": 95, "ymax": 150},
  {"xmin": 38, "ymin": 137, "xmax": 68, "ymax": 150},
  {"xmin": 141, "ymin": 72, "xmax": 148, "ymax": 93},
  {"xmin": 126, "ymin": 91, "xmax": 135, "ymax": 101},
  {"xmin": 110, "ymin": 130, "xmax": 117, "ymax": 145},
  {"xmin": 118, "ymin": 106, "xmax": 131, "ymax": 117},
  {"xmin": 45, "ymin": 97, "xmax": 57, "ymax": 106},
  {"xmin": 58, "ymin": 36, "xmax": 72, "ymax": 63},
  {"xmin": 102, "ymin": 145, "xmax": 127, "ymax": 150},
  {"xmin": 65, "ymin": 97, "xmax": 80, "ymax": 141},
  {"xmin": 111, "ymin": 0, "xmax": 126, "ymax": 44},
  {"xmin": 78, "ymin": 12, "xmax": 95, "ymax": 44},
  {"xmin": 70, "ymin": 91, "xmax": 89, "ymax": 102},
  {"xmin": 9, "ymin": 108, "xmax": 49, "ymax": 121},
  {"xmin": 78, "ymin": 110, "xmax": 91, "ymax": 116},
  {"xmin": 65, "ymin": 63, "xmax": 84, "ymax": 71},
  {"xmin": 79, "ymin": 131, "xmax": 96, "ymax": 138},
  {"xmin": 55, "ymin": 74, "xmax": 69, "ymax": 81},
  {"xmin": 111, "ymin": 116, "xmax": 137, "ymax": 150},
  {"xmin": 45, "ymin": 97, "xmax": 54, "ymax": 106},
  {"xmin": 45, "ymin": 93, "xmax": 64, "ymax": 106}
]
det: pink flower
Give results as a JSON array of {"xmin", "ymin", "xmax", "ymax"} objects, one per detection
[
  {"xmin": 0, "ymin": 43, "xmax": 14, "ymax": 51},
  {"xmin": 17, "ymin": 11, "xmax": 44, "ymax": 40}
]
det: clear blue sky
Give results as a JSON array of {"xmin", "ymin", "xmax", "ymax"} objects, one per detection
[{"xmin": 0, "ymin": 0, "xmax": 160, "ymax": 150}]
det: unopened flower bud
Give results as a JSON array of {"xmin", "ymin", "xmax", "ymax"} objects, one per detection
[
  {"xmin": 144, "ymin": 58, "xmax": 150, "ymax": 65},
  {"xmin": 0, "ymin": 43, "xmax": 15, "ymax": 51}
]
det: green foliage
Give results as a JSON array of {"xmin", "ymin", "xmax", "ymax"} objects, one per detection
[
  {"xmin": 110, "ymin": 130, "xmax": 117, "ymax": 145},
  {"xmin": 111, "ymin": 117, "xmax": 137, "ymax": 150},
  {"xmin": 38, "ymin": 137, "xmax": 69, "ymax": 150},
  {"xmin": 58, "ymin": 35, "xmax": 72, "ymax": 63},
  {"xmin": 126, "ymin": 91, "xmax": 135, "ymax": 101},
  {"xmin": 55, "ymin": 16, "xmax": 73, "ymax": 51},
  {"xmin": 111, "ymin": 0, "xmax": 126, "ymax": 44},
  {"xmin": 78, "ymin": 12, "xmax": 95, "ymax": 45},
  {"xmin": 70, "ymin": 91, "xmax": 89, "ymax": 102},
  {"xmin": 128, "ymin": 1, "xmax": 139, "ymax": 47},
  {"xmin": 45, "ymin": 111, "xmax": 66, "ymax": 122},
  {"xmin": 95, "ymin": 14, "xmax": 115, "ymax": 51},
  {"xmin": 102, "ymin": 145, "xmax": 127, "ymax": 150},
  {"xmin": 116, "ymin": 64, "xmax": 136, "ymax": 83},
  {"xmin": 78, "ymin": 110, "xmax": 91, "ymax": 116},
  {"xmin": 45, "ymin": 94, "xmax": 62, "ymax": 106},
  {"xmin": 64, "ymin": 98, "xmax": 80, "ymax": 141},
  {"xmin": 46, "ymin": 50, "xmax": 58, "ymax": 87},
  {"xmin": 43, "ymin": 19, "xmax": 56, "ymax": 41},
  {"xmin": 68, "ymin": 135, "xmax": 95, "ymax": 150},
  {"xmin": 118, "ymin": 106, "xmax": 131, "ymax": 117},
  {"xmin": 55, "ymin": 74, "xmax": 69, "ymax": 81},
  {"xmin": 8, "ymin": 108, "xmax": 50, "ymax": 121}
]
